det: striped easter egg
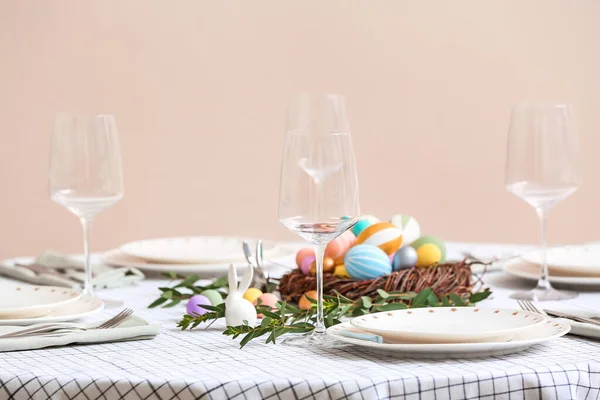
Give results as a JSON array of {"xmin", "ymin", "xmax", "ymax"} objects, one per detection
[
  {"xmin": 390, "ymin": 215, "xmax": 421, "ymax": 247},
  {"xmin": 326, "ymin": 230, "xmax": 357, "ymax": 263},
  {"xmin": 344, "ymin": 244, "xmax": 392, "ymax": 280},
  {"xmin": 355, "ymin": 222, "xmax": 403, "ymax": 255}
]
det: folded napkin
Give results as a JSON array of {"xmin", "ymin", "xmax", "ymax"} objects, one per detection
[
  {"xmin": 0, "ymin": 251, "xmax": 144, "ymax": 290},
  {"xmin": 0, "ymin": 315, "xmax": 160, "ymax": 352},
  {"xmin": 550, "ymin": 307, "xmax": 600, "ymax": 340}
]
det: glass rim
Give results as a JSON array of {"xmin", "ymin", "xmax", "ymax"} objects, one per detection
[
  {"xmin": 54, "ymin": 113, "xmax": 117, "ymax": 120},
  {"xmin": 285, "ymin": 129, "xmax": 351, "ymax": 136}
]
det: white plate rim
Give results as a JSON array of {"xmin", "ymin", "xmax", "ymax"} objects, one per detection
[
  {"xmin": 328, "ymin": 319, "xmax": 570, "ymax": 353},
  {"xmin": 119, "ymin": 236, "xmax": 281, "ymax": 264},
  {"xmin": 520, "ymin": 245, "xmax": 600, "ymax": 273},
  {"xmin": 349, "ymin": 307, "xmax": 545, "ymax": 341},
  {"xmin": 504, "ymin": 259, "xmax": 600, "ymax": 285},
  {"xmin": 0, "ymin": 286, "xmax": 81, "ymax": 317},
  {"xmin": 0, "ymin": 295, "xmax": 104, "ymax": 326}
]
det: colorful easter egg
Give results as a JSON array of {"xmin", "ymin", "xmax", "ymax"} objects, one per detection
[
  {"xmin": 344, "ymin": 244, "xmax": 392, "ymax": 280},
  {"xmin": 326, "ymin": 230, "xmax": 356, "ymax": 261},
  {"xmin": 186, "ymin": 295, "xmax": 211, "ymax": 316},
  {"xmin": 254, "ymin": 293, "xmax": 279, "ymax": 308},
  {"xmin": 299, "ymin": 290, "xmax": 317, "ymax": 310},
  {"xmin": 296, "ymin": 248, "xmax": 315, "ymax": 268},
  {"xmin": 334, "ymin": 264, "xmax": 350, "ymax": 278},
  {"xmin": 243, "ymin": 288, "xmax": 263, "ymax": 303},
  {"xmin": 392, "ymin": 246, "xmax": 418, "ymax": 271},
  {"xmin": 410, "ymin": 235, "xmax": 447, "ymax": 267},
  {"xmin": 390, "ymin": 215, "xmax": 421, "ymax": 247},
  {"xmin": 200, "ymin": 289, "xmax": 223, "ymax": 306},
  {"xmin": 355, "ymin": 222, "xmax": 403, "ymax": 255},
  {"xmin": 352, "ymin": 219, "xmax": 373, "ymax": 236},
  {"xmin": 309, "ymin": 257, "xmax": 335, "ymax": 275},
  {"xmin": 300, "ymin": 255, "xmax": 315, "ymax": 275}
]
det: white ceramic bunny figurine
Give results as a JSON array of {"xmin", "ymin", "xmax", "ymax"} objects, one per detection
[{"xmin": 225, "ymin": 264, "xmax": 257, "ymax": 327}]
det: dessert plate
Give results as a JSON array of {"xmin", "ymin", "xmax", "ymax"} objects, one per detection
[
  {"xmin": 0, "ymin": 285, "xmax": 81, "ymax": 319},
  {"xmin": 120, "ymin": 236, "xmax": 280, "ymax": 264},
  {"xmin": 328, "ymin": 318, "xmax": 570, "ymax": 359},
  {"xmin": 504, "ymin": 259, "xmax": 600, "ymax": 286},
  {"xmin": 350, "ymin": 307, "xmax": 545, "ymax": 344},
  {"xmin": 0, "ymin": 295, "xmax": 104, "ymax": 326},
  {"xmin": 521, "ymin": 244, "xmax": 600, "ymax": 277}
]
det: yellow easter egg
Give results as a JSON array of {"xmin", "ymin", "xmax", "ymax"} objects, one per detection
[
  {"xmin": 355, "ymin": 222, "xmax": 403, "ymax": 255},
  {"xmin": 243, "ymin": 288, "xmax": 263, "ymax": 303},
  {"xmin": 334, "ymin": 264, "xmax": 350, "ymax": 278},
  {"xmin": 415, "ymin": 243, "xmax": 442, "ymax": 267}
]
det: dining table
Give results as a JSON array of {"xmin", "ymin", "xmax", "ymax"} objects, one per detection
[{"xmin": 1, "ymin": 241, "xmax": 600, "ymax": 400}]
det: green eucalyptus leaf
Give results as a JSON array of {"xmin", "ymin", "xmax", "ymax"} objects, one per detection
[
  {"xmin": 449, "ymin": 293, "xmax": 467, "ymax": 306},
  {"xmin": 148, "ymin": 297, "xmax": 168, "ymax": 308},
  {"xmin": 361, "ymin": 296, "xmax": 372, "ymax": 308}
]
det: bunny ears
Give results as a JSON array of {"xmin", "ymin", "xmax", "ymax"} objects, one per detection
[{"xmin": 228, "ymin": 264, "xmax": 254, "ymax": 294}]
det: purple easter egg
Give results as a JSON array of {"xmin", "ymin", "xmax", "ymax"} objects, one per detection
[
  {"xmin": 186, "ymin": 294, "xmax": 211, "ymax": 316},
  {"xmin": 300, "ymin": 255, "xmax": 316, "ymax": 275}
]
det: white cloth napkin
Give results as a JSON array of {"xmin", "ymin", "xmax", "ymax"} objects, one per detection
[
  {"xmin": 0, "ymin": 315, "xmax": 160, "ymax": 352},
  {"xmin": 0, "ymin": 251, "xmax": 144, "ymax": 290},
  {"xmin": 551, "ymin": 307, "xmax": 600, "ymax": 339}
]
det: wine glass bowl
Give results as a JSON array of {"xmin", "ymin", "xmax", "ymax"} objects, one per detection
[
  {"xmin": 505, "ymin": 102, "xmax": 580, "ymax": 301},
  {"xmin": 278, "ymin": 93, "xmax": 360, "ymax": 346}
]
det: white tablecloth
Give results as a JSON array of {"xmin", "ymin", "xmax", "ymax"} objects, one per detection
[{"xmin": 1, "ymin": 243, "xmax": 600, "ymax": 400}]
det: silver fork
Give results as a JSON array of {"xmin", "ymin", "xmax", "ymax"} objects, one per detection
[
  {"xmin": 0, "ymin": 308, "xmax": 133, "ymax": 339},
  {"xmin": 516, "ymin": 299, "xmax": 548, "ymax": 317}
]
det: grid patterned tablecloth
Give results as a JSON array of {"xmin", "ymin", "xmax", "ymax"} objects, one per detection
[{"xmin": 1, "ymin": 243, "xmax": 600, "ymax": 400}]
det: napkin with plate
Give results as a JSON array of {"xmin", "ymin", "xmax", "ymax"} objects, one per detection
[
  {"xmin": 0, "ymin": 314, "xmax": 160, "ymax": 352},
  {"xmin": 547, "ymin": 308, "xmax": 600, "ymax": 340},
  {"xmin": 0, "ymin": 251, "xmax": 145, "ymax": 290}
]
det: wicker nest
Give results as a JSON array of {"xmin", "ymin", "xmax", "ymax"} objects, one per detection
[{"xmin": 278, "ymin": 260, "xmax": 487, "ymax": 303}]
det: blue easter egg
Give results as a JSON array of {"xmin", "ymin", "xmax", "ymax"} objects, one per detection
[
  {"xmin": 352, "ymin": 219, "xmax": 373, "ymax": 236},
  {"xmin": 344, "ymin": 244, "xmax": 392, "ymax": 280}
]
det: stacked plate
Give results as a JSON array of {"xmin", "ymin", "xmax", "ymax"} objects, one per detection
[
  {"xmin": 104, "ymin": 236, "xmax": 293, "ymax": 277},
  {"xmin": 504, "ymin": 244, "xmax": 600, "ymax": 286},
  {"xmin": 0, "ymin": 285, "xmax": 104, "ymax": 326},
  {"xmin": 327, "ymin": 307, "xmax": 570, "ymax": 358}
]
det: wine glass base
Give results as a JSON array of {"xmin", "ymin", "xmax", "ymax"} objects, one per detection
[
  {"xmin": 509, "ymin": 287, "xmax": 578, "ymax": 301},
  {"xmin": 282, "ymin": 331, "xmax": 348, "ymax": 348}
]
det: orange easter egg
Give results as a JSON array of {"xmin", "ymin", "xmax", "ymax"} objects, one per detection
[
  {"xmin": 296, "ymin": 248, "xmax": 315, "ymax": 268},
  {"xmin": 355, "ymin": 222, "xmax": 403, "ymax": 255},
  {"xmin": 299, "ymin": 290, "xmax": 318, "ymax": 310}
]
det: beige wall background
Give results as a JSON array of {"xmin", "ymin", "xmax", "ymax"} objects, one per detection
[{"xmin": 1, "ymin": 1, "xmax": 599, "ymax": 259}]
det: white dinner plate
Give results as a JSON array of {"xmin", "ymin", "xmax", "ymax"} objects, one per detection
[
  {"xmin": 521, "ymin": 244, "xmax": 600, "ymax": 277},
  {"xmin": 350, "ymin": 307, "xmax": 545, "ymax": 344},
  {"xmin": 120, "ymin": 236, "xmax": 281, "ymax": 264},
  {"xmin": 504, "ymin": 259, "xmax": 600, "ymax": 286},
  {"xmin": 328, "ymin": 319, "xmax": 570, "ymax": 359},
  {"xmin": 0, "ymin": 295, "xmax": 104, "ymax": 326},
  {"xmin": 0, "ymin": 285, "xmax": 81, "ymax": 319}
]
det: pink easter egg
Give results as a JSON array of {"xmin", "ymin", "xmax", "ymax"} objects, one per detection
[
  {"xmin": 253, "ymin": 293, "xmax": 280, "ymax": 318},
  {"xmin": 296, "ymin": 248, "xmax": 315, "ymax": 268},
  {"xmin": 300, "ymin": 256, "xmax": 315, "ymax": 275}
]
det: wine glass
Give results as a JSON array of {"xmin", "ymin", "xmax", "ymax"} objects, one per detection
[
  {"xmin": 49, "ymin": 114, "xmax": 124, "ymax": 297},
  {"xmin": 505, "ymin": 102, "xmax": 581, "ymax": 301},
  {"xmin": 278, "ymin": 93, "xmax": 360, "ymax": 347}
]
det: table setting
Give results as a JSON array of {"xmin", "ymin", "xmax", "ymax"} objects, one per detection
[{"xmin": 1, "ymin": 96, "xmax": 600, "ymax": 399}]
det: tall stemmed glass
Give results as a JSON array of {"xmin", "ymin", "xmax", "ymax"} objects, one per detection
[
  {"xmin": 505, "ymin": 102, "xmax": 580, "ymax": 301},
  {"xmin": 49, "ymin": 114, "xmax": 124, "ymax": 297},
  {"xmin": 279, "ymin": 93, "xmax": 360, "ymax": 347}
]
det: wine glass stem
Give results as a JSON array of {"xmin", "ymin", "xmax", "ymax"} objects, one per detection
[
  {"xmin": 535, "ymin": 208, "xmax": 552, "ymax": 291},
  {"xmin": 80, "ymin": 217, "xmax": 94, "ymax": 296},
  {"xmin": 313, "ymin": 244, "xmax": 327, "ymax": 334}
]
